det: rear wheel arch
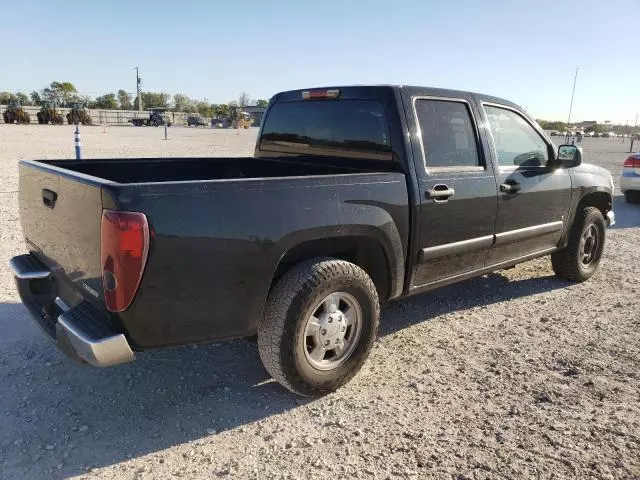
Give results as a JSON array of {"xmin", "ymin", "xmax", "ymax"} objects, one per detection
[{"xmin": 271, "ymin": 236, "xmax": 394, "ymax": 303}]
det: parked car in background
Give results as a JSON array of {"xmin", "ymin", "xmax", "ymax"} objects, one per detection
[
  {"xmin": 187, "ymin": 115, "xmax": 207, "ymax": 127},
  {"xmin": 211, "ymin": 117, "xmax": 228, "ymax": 128},
  {"xmin": 622, "ymin": 153, "xmax": 640, "ymax": 203},
  {"xmin": 130, "ymin": 109, "xmax": 172, "ymax": 127}
]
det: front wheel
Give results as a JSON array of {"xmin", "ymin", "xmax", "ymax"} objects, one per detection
[
  {"xmin": 551, "ymin": 206, "xmax": 606, "ymax": 282},
  {"xmin": 258, "ymin": 258, "xmax": 379, "ymax": 397}
]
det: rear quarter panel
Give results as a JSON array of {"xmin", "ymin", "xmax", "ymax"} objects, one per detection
[{"xmin": 104, "ymin": 173, "xmax": 409, "ymax": 348}]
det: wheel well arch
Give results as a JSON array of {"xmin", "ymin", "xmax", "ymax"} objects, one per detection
[
  {"xmin": 577, "ymin": 191, "xmax": 611, "ymax": 218},
  {"xmin": 271, "ymin": 236, "xmax": 393, "ymax": 302}
]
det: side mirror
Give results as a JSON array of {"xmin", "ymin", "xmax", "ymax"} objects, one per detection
[{"xmin": 554, "ymin": 144, "xmax": 582, "ymax": 168}]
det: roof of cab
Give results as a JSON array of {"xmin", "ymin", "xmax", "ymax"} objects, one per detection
[{"xmin": 272, "ymin": 85, "xmax": 521, "ymax": 111}]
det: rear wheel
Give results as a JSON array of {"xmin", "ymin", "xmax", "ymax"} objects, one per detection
[
  {"xmin": 258, "ymin": 258, "xmax": 379, "ymax": 396},
  {"xmin": 625, "ymin": 191, "xmax": 640, "ymax": 204},
  {"xmin": 551, "ymin": 206, "xmax": 606, "ymax": 282}
]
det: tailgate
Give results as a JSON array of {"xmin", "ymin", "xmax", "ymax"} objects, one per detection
[{"xmin": 19, "ymin": 162, "xmax": 105, "ymax": 307}]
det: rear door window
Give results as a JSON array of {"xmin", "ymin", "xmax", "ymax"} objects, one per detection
[
  {"xmin": 260, "ymin": 100, "xmax": 391, "ymax": 160},
  {"xmin": 415, "ymin": 99, "xmax": 482, "ymax": 169}
]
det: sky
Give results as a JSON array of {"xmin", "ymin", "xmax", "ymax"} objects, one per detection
[{"xmin": 1, "ymin": 0, "xmax": 638, "ymax": 123}]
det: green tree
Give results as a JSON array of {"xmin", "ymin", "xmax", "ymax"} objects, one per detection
[
  {"xmin": 42, "ymin": 81, "xmax": 79, "ymax": 107},
  {"xmin": 237, "ymin": 92, "xmax": 250, "ymax": 108},
  {"xmin": 214, "ymin": 104, "xmax": 230, "ymax": 117},
  {"xmin": 173, "ymin": 93, "xmax": 195, "ymax": 112},
  {"xmin": 16, "ymin": 92, "xmax": 31, "ymax": 106},
  {"xmin": 117, "ymin": 89, "xmax": 132, "ymax": 110},
  {"xmin": 196, "ymin": 101, "xmax": 213, "ymax": 117},
  {"xmin": 537, "ymin": 120, "xmax": 567, "ymax": 132},
  {"xmin": 75, "ymin": 95, "xmax": 92, "ymax": 108},
  {"xmin": 0, "ymin": 91, "xmax": 16, "ymax": 104},
  {"xmin": 0, "ymin": 91, "xmax": 31, "ymax": 105},
  {"xmin": 256, "ymin": 99, "xmax": 268, "ymax": 108},
  {"xmin": 91, "ymin": 93, "xmax": 118, "ymax": 109},
  {"xmin": 133, "ymin": 92, "xmax": 170, "ymax": 110},
  {"xmin": 30, "ymin": 90, "xmax": 42, "ymax": 106}
]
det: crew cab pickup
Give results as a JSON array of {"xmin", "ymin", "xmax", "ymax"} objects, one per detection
[{"xmin": 11, "ymin": 86, "xmax": 615, "ymax": 396}]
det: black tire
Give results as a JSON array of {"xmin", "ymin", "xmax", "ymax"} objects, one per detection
[
  {"xmin": 258, "ymin": 258, "xmax": 379, "ymax": 397},
  {"xmin": 551, "ymin": 206, "xmax": 606, "ymax": 282},
  {"xmin": 625, "ymin": 191, "xmax": 640, "ymax": 204}
]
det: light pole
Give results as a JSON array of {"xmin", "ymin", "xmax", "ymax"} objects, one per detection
[{"xmin": 135, "ymin": 67, "xmax": 142, "ymax": 112}]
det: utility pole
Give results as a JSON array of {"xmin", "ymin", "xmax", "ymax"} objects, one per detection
[{"xmin": 135, "ymin": 66, "xmax": 142, "ymax": 112}]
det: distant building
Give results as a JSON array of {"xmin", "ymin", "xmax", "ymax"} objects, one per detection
[
  {"xmin": 576, "ymin": 120, "xmax": 597, "ymax": 128},
  {"xmin": 242, "ymin": 105, "xmax": 266, "ymax": 127}
]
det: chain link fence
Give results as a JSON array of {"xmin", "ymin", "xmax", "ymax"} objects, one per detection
[{"xmin": 0, "ymin": 106, "xmax": 208, "ymax": 126}]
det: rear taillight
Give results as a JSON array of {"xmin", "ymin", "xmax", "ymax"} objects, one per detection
[
  {"xmin": 624, "ymin": 155, "xmax": 640, "ymax": 168},
  {"xmin": 100, "ymin": 210, "xmax": 150, "ymax": 312}
]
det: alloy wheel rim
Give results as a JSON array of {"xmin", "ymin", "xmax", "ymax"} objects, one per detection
[
  {"xmin": 303, "ymin": 292, "xmax": 362, "ymax": 371},
  {"xmin": 580, "ymin": 224, "xmax": 599, "ymax": 266}
]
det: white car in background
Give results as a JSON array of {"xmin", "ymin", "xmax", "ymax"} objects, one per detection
[{"xmin": 622, "ymin": 153, "xmax": 640, "ymax": 203}]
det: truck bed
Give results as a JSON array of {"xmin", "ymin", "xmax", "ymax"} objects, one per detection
[
  {"xmin": 42, "ymin": 156, "xmax": 401, "ymax": 184},
  {"xmin": 18, "ymin": 156, "xmax": 410, "ymax": 349}
]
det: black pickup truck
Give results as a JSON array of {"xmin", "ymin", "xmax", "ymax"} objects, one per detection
[{"xmin": 10, "ymin": 85, "xmax": 615, "ymax": 396}]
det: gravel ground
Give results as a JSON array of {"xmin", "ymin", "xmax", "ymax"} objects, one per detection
[{"xmin": 0, "ymin": 126, "xmax": 639, "ymax": 480}]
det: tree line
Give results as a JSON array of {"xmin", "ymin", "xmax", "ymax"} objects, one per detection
[
  {"xmin": 0, "ymin": 82, "xmax": 269, "ymax": 117},
  {"xmin": 537, "ymin": 119, "xmax": 639, "ymax": 136}
]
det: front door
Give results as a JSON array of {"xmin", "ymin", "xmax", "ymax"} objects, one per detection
[
  {"xmin": 479, "ymin": 103, "xmax": 572, "ymax": 266},
  {"xmin": 406, "ymin": 93, "xmax": 498, "ymax": 288}
]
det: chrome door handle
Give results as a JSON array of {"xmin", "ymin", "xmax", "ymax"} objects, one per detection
[{"xmin": 427, "ymin": 184, "xmax": 455, "ymax": 203}]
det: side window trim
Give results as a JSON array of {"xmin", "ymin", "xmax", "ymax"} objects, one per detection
[
  {"xmin": 412, "ymin": 96, "xmax": 486, "ymax": 173},
  {"xmin": 480, "ymin": 101, "xmax": 553, "ymax": 169}
]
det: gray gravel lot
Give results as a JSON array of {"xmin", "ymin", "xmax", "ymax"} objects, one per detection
[{"xmin": 1, "ymin": 126, "xmax": 639, "ymax": 479}]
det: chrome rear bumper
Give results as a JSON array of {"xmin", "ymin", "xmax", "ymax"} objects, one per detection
[{"xmin": 9, "ymin": 254, "xmax": 135, "ymax": 367}]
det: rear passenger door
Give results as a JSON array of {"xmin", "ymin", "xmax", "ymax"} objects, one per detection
[
  {"xmin": 478, "ymin": 102, "xmax": 572, "ymax": 266},
  {"xmin": 405, "ymin": 92, "xmax": 498, "ymax": 288}
]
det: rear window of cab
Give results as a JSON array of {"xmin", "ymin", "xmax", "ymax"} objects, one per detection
[{"xmin": 260, "ymin": 100, "xmax": 392, "ymax": 160}]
